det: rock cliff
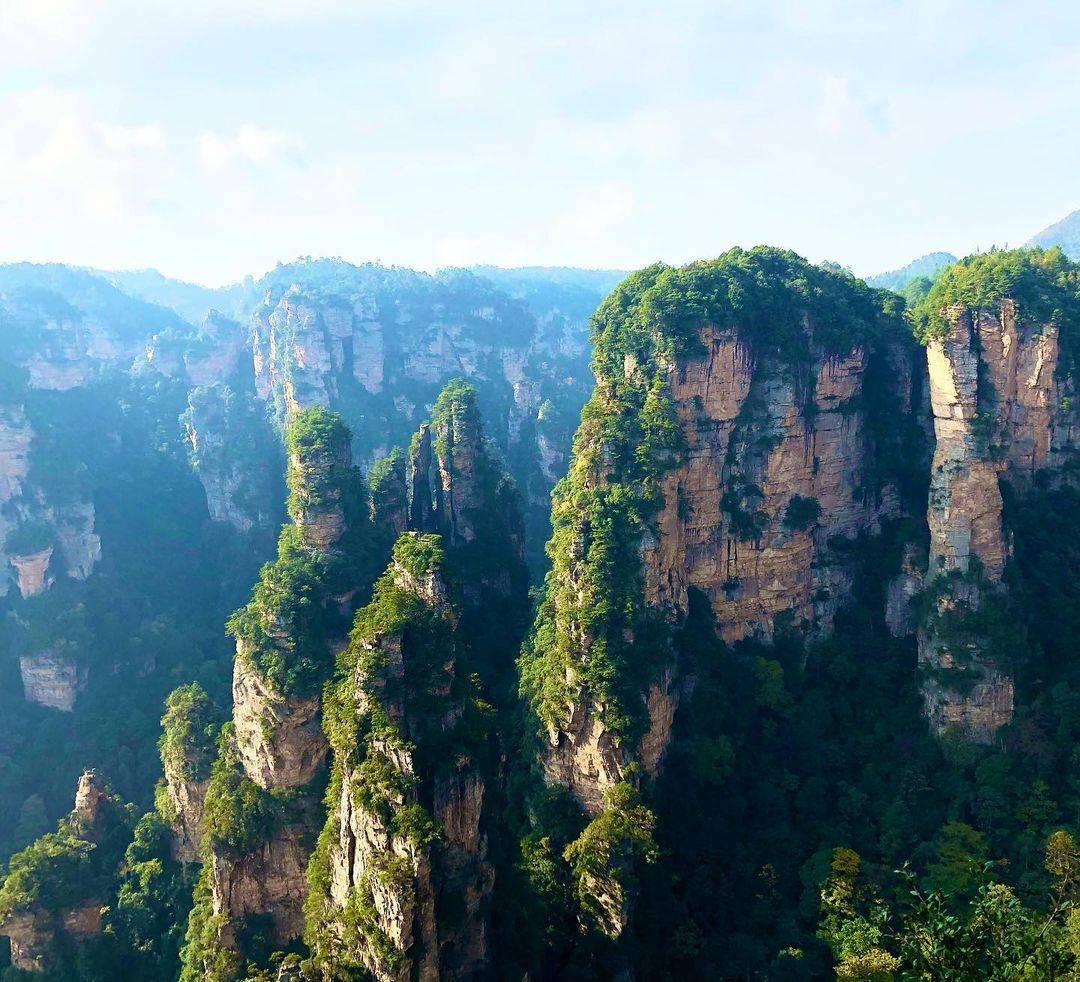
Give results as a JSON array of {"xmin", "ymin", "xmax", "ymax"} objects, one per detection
[
  {"xmin": 158, "ymin": 684, "xmax": 222, "ymax": 863},
  {"xmin": 19, "ymin": 649, "xmax": 86, "ymax": 711},
  {"xmin": 0, "ymin": 771, "xmax": 129, "ymax": 974},
  {"xmin": 182, "ymin": 382, "xmax": 282, "ymax": 532},
  {"xmin": 914, "ymin": 254, "xmax": 1080, "ymax": 740},
  {"xmin": 305, "ymin": 534, "xmax": 493, "ymax": 981},
  {"xmin": 519, "ymin": 248, "xmax": 921, "ymax": 939},
  {"xmin": 185, "ymin": 408, "xmax": 371, "ymax": 973}
]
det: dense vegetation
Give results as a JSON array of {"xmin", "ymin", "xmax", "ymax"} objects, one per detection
[{"xmin": 910, "ymin": 247, "xmax": 1080, "ymax": 351}]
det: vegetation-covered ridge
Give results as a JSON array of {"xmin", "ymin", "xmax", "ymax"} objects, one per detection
[{"xmin": 910, "ymin": 246, "xmax": 1080, "ymax": 350}]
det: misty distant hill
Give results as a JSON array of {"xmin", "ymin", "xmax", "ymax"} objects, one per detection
[
  {"xmin": 1028, "ymin": 208, "xmax": 1080, "ymax": 259},
  {"xmin": 867, "ymin": 252, "xmax": 958, "ymax": 291}
]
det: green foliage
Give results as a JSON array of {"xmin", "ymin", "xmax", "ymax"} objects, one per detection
[
  {"xmin": 0, "ymin": 829, "xmax": 95, "ymax": 920},
  {"xmin": 199, "ymin": 725, "xmax": 280, "ymax": 856},
  {"xmin": 3, "ymin": 520, "xmax": 53, "ymax": 556},
  {"xmin": 227, "ymin": 526, "xmax": 336, "ymax": 697},
  {"xmin": 563, "ymin": 782, "xmax": 658, "ymax": 932},
  {"xmin": 104, "ymin": 811, "xmax": 195, "ymax": 981},
  {"xmin": 158, "ymin": 683, "xmax": 222, "ymax": 782},
  {"xmin": 909, "ymin": 247, "xmax": 1080, "ymax": 356},
  {"xmin": 0, "ymin": 775, "xmax": 133, "ymax": 973},
  {"xmin": 390, "ymin": 532, "xmax": 444, "ymax": 580},
  {"xmin": 285, "ymin": 406, "xmax": 356, "ymax": 515},
  {"xmin": 784, "ymin": 494, "xmax": 822, "ymax": 532},
  {"xmin": 818, "ymin": 833, "xmax": 1080, "ymax": 979},
  {"xmin": 178, "ymin": 866, "xmax": 243, "ymax": 982}
]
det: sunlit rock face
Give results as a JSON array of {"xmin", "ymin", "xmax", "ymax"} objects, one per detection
[
  {"xmin": 312, "ymin": 550, "xmax": 493, "ymax": 981},
  {"xmin": 919, "ymin": 302, "xmax": 1079, "ymax": 741},
  {"xmin": 641, "ymin": 327, "xmax": 915, "ymax": 646}
]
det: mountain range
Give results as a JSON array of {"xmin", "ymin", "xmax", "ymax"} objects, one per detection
[{"xmin": 0, "ymin": 216, "xmax": 1079, "ymax": 979}]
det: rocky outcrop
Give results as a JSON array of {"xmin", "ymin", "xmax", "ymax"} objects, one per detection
[
  {"xmin": 0, "ymin": 406, "xmax": 31, "ymax": 504},
  {"xmin": 207, "ymin": 821, "xmax": 312, "ymax": 947},
  {"xmin": 196, "ymin": 408, "xmax": 369, "ymax": 963},
  {"xmin": 307, "ymin": 537, "xmax": 493, "ymax": 980},
  {"xmin": 0, "ymin": 770, "xmax": 125, "ymax": 974},
  {"xmin": 246, "ymin": 261, "xmax": 605, "ymax": 569},
  {"xmin": 917, "ymin": 300, "xmax": 1078, "ymax": 740},
  {"xmin": 19, "ymin": 649, "xmax": 85, "ymax": 711},
  {"xmin": 1, "ymin": 902, "xmax": 102, "ymax": 973},
  {"xmin": 886, "ymin": 542, "xmax": 925, "ymax": 638},
  {"xmin": 54, "ymin": 503, "xmax": 101, "ymax": 579},
  {"xmin": 10, "ymin": 547, "xmax": 54, "ymax": 598},
  {"xmin": 162, "ymin": 768, "xmax": 210, "ymax": 864},
  {"xmin": 182, "ymin": 383, "xmax": 280, "ymax": 532},
  {"xmin": 520, "ymin": 251, "xmax": 921, "ymax": 944},
  {"xmin": 406, "ymin": 381, "xmax": 527, "ymax": 600},
  {"xmin": 232, "ymin": 653, "xmax": 327, "ymax": 790},
  {"xmin": 642, "ymin": 331, "xmax": 912, "ymax": 644}
]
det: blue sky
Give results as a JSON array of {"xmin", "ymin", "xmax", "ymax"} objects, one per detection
[{"xmin": 1, "ymin": 0, "xmax": 1078, "ymax": 285}]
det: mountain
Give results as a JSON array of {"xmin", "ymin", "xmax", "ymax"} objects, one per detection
[
  {"xmin": 0, "ymin": 257, "xmax": 611, "ymax": 875},
  {"xmin": 1027, "ymin": 207, "xmax": 1080, "ymax": 258},
  {"xmin": 866, "ymin": 251, "xmax": 958, "ymax": 290},
  {"xmin": 3, "ymin": 246, "xmax": 1080, "ymax": 979},
  {"xmin": 88, "ymin": 268, "xmax": 250, "ymax": 327}
]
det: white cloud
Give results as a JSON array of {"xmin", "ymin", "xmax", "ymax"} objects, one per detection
[
  {"xmin": 0, "ymin": 0, "xmax": 103, "ymax": 64},
  {"xmin": 198, "ymin": 124, "xmax": 304, "ymax": 174},
  {"xmin": 0, "ymin": 90, "xmax": 172, "ymax": 225}
]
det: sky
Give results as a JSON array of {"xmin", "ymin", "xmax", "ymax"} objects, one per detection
[{"xmin": 1, "ymin": 0, "xmax": 1079, "ymax": 286}]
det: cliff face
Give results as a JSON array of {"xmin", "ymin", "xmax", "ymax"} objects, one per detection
[
  {"xmin": 918, "ymin": 296, "xmax": 1079, "ymax": 740},
  {"xmin": 520, "ymin": 249, "xmax": 920, "ymax": 940},
  {"xmin": 231, "ymin": 653, "xmax": 327, "ymax": 790},
  {"xmin": 406, "ymin": 381, "xmax": 527, "ymax": 594},
  {"xmin": 245, "ymin": 261, "xmax": 605, "ymax": 569},
  {"xmin": 643, "ymin": 329, "xmax": 913, "ymax": 644},
  {"xmin": 19, "ymin": 649, "xmax": 86, "ymax": 711},
  {"xmin": 182, "ymin": 382, "xmax": 282, "ymax": 533},
  {"xmin": 307, "ymin": 535, "xmax": 493, "ymax": 981}
]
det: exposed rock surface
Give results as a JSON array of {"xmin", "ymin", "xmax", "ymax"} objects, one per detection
[
  {"xmin": 182, "ymin": 383, "xmax": 280, "ymax": 532},
  {"xmin": 0, "ymin": 770, "xmax": 121, "ymax": 973},
  {"xmin": 198, "ymin": 408, "xmax": 367, "ymax": 961},
  {"xmin": 207, "ymin": 820, "xmax": 312, "ymax": 947},
  {"xmin": 10, "ymin": 547, "xmax": 54, "ymax": 598},
  {"xmin": 643, "ymin": 328, "xmax": 913, "ymax": 643},
  {"xmin": 918, "ymin": 302, "xmax": 1078, "ymax": 740},
  {"xmin": 232, "ymin": 652, "xmax": 328, "ymax": 790},
  {"xmin": 1, "ymin": 902, "xmax": 102, "ymax": 973},
  {"xmin": 162, "ymin": 767, "xmax": 210, "ymax": 864},
  {"xmin": 311, "ymin": 545, "xmax": 493, "ymax": 981},
  {"xmin": 19, "ymin": 649, "xmax": 85, "ymax": 711}
]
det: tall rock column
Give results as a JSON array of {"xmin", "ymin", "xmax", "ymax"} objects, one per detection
[
  {"xmin": 914, "ymin": 249, "xmax": 1080, "ymax": 742},
  {"xmin": 518, "ymin": 249, "xmax": 918, "ymax": 949},
  {"xmin": 181, "ymin": 408, "xmax": 372, "ymax": 977},
  {"xmin": 305, "ymin": 533, "xmax": 493, "ymax": 980}
]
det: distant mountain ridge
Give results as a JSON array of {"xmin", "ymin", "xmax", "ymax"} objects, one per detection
[
  {"xmin": 1028, "ymin": 207, "xmax": 1080, "ymax": 258},
  {"xmin": 867, "ymin": 252, "xmax": 958, "ymax": 291}
]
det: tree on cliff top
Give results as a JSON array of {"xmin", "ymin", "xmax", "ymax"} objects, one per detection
[{"xmin": 909, "ymin": 246, "xmax": 1080, "ymax": 349}]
